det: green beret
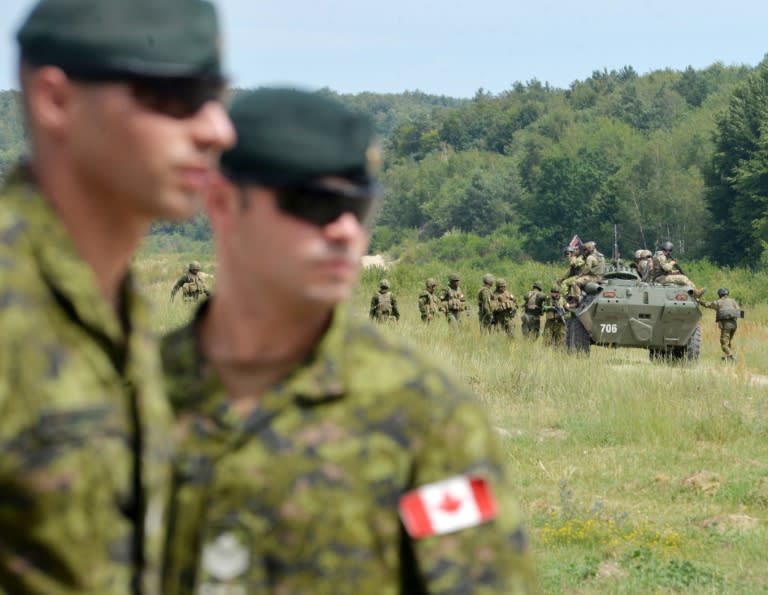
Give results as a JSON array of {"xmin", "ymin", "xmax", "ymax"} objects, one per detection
[
  {"xmin": 221, "ymin": 88, "xmax": 377, "ymax": 191},
  {"xmin": 17, "ymin": 0, "xmax": 223, "ymax": 80}
]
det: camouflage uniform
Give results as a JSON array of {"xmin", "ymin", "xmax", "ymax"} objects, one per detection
[
  {"xmin": 161, "ymin": 305, "xmax": 536, "ymax": 594},
  {"xmin": 652, "ymin": 250, "xmax": 695, "ymax": 288},
  {"xmin": 700, "ymin": 293, "xmax": 742, "ymax": 360},
  {"xmin": 477, "ymin": 275, "xmax": 495, "ymax": 331},
  {"xmin": 369, "ymin": 285, "xmax": 400, "ymax": 322},
  {"xmin": 490, "ymin": 280, "xmax": 517, "ymax": 337},
  {"xmin": 170, "ymin": 266, "xmax": 210, "ymax": 302},
  {"xmin": 417, "ymin": 280, "xmax": 440, "ymax": 323},
  {"xmin": 440, "ymin": 277, "xmax": 468, "ymax": 323},
  {"xmin": 559, "ymin": 250, "xmax": 585, "ymax": 297},
  {"xmin": 542, "ymin": 290, "xmax": 567, "ymax": 347},
  {"xmin": 521, "ymin": 283, "xmax": 546, "ymax": 339},
  {"xmin": 0, "ymin": 169, "xmax": 172, "ymax": 594},
  {"xmin": 572, "ymin": 242, "xmax": 604, "ymax": 292}
]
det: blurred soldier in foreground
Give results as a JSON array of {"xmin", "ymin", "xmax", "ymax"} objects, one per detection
[
  {"xmin": 440, "ymin": 272, "xmax": 469, "ymax": 322},
  {"xmin": 160, "ymin": 88, "xmax": 535, "ymax": 595},
  {"xmin": 521, "ymin": 281, "xmax": 546, "ymax": 339},
  {"xmin": 477, "ymin": 272, "xmax": 495, "ymax": 331},
  {"xmin": 542, "ymin": 286, "xmax": 567, "ymax": 347},
  {"xmin": 491, "ymin": 278, "xmax": 518, "ymax": 336},
  {"xmin": 652, "ymin": 241, "xmax": 706, "ymax": 298},
  {"xmin": 699, "ymin": 287, "xmax": 742, "ymax": 362},
  {"xmin": 0, "ymin": 0, "xmax": 234, "ymax": 593},
  {"xmin": 369, "ymin": 278, "xmax": 400, "ymax": 322},
  {"xmin": 170, "ymin": 260, "xmax": 211, "ymax": 302},
  {"xmin": 417, "ymin": 277, "xmax": 440, "ymax": 322}
]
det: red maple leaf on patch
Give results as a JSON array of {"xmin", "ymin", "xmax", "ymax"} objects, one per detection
[{"xmin": 437, "ymin": 491, "xmax": 463, "ymax": 514}]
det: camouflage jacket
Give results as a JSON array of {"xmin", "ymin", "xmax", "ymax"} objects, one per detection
[
  {"xmin": 700, "ymin": 296, "xmax": 741, "ymax": 323},
  {"xmin": 0, "ymin": 168, "xmax": 172, "ymax": 594},
  {"xmin": 564, "ymin": 255, "xmax": 585, "ymax": 278},
  {"xmin": 170, "ymin": 272, "xmax": 209, "ymax": 301},
  {"xmin": 491, "ymin": 290, "xmax": 517, "ymax": 317},
  {"xmin": 417, "ymin": 290, "xmax": 439, "ymax": 319},
  {"xmin": 370, "ymin": 289, "xmax": 400, "ymax": 320},
  {"xmin": 161, "ymin": 305, "xmax": 535, "ymax": 595},
  {"xmin": 543, "ymin": 295, "xmax": 567, "ymax": 322},
  {"xmin": 652, "ymin": 251, "xmax": 681, "ymax": 277},
  {"xmin": 523, "ymin": 289, "xmax": 546, "ymax": 316},
  {"xmin": 439, "ymin": 285, "xmax": 467, "ymax": 312},
  {"xmin": 477, "ymin": 286, "xmax": 494, "ymax": 323}
]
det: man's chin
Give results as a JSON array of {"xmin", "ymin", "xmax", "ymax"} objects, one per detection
[
  {"xmin": 304, "ymin": 283, "xmax": 354, "ymax": 308},
  {"xmin": 154, "ymin": 191, "xmax": 203, "ymax": 221}
]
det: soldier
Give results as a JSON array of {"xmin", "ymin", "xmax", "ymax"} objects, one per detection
[
  {"xmin": 631, "ymin": 249, "xmax": 653, "ymax": 282},
  {"xmin": 477, "ymin": 272, "xmax": 495, "ymax": 331},
  {"xmin": 542, "ymin": 286, "xmax": 567, "ymax": 347},
  {"xmin": 521, "ymin": 281, "xmax": 547, "ymax": 339},
  {"xmin": 558, "ymin": 245, "xmax": 585, "ymax": 298},
  {"xmin": 0, "ymin": 1, "xmax": 234, "ymax": 593},
  {"xmin": 417, "ymin": 277, "xmax": 440, "ymax": 322},
  {"xmin": 699, "ymin": 288, "xmax": 742, "ymax": 362},
  {"xmin": 652, "ymin": 241, "xmax": 706, "ymax": 298},
  {"xmin": 572, "ymin": 241, "xmax": 605, "ymax": 293},
  {"xmin": 170, "ymin": 261, "xmax": 211, "ymax": 302},
  {"xmin": 440, "ymin": 273, "xmax": 469, "ymax": 322},
  {"xmin": 369, "ymin": 278, "xmax": 400, "ymax": 322},
  {"xmin": 491, "ymin": 278, "xmax": 518, "ymax": 336},
  {"xmin": 161, "ymin": 88, "xmax": 535, "ymax": 595}
]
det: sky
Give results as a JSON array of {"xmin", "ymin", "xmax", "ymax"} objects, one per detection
[{"xmin": 1, "ymin": 0, "xmax": 767, "ymax": 98}]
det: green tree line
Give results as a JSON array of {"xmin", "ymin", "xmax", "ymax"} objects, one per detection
[{"xmin": 2, "ymin": 60, "xmax": 768, "ymax": 267}]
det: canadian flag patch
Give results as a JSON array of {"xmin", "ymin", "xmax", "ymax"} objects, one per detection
[{"xmin": 399, "ymin": 475, "xmax": 498, "ymax": 538}]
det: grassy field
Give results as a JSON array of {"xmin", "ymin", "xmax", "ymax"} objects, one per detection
[{"xmin": 137, "ymin": 249, "xmax": 768, "ymax": 593}]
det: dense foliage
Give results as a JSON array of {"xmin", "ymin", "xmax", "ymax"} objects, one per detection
[{"xmin": 3, "ymin": 59, "xmax": 768, "ymax": 267}]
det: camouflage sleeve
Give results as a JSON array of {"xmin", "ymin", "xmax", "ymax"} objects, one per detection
[
  {"xmin": 170, "ymin": 275, "xmax": 186, "ymax": 300},
  {"xmin": 407, "ymin": 395, "xmax": 536, "ymax": 593},
  {"xmin": 417, "ymin": 293, "xmax": 427, "ymax": 316},
  {"xmin": 481, "ymin": 290, "xmax": 492, "ymax": 314},
  {"xmin": 369, "ymin": 294, "xmax": 378, "ymax": 319},
  {"xmin": 391, "ymin": 295, "xmax": 400, "ymax": 319}
]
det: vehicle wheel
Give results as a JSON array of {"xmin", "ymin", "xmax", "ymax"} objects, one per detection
[
  {"xmin": 684, "ymin": 325, "xmax": 701, "ymax": 361},
  {"xmin": 566, "ymin": 317, "xmax": 591, "ymax": 355}
]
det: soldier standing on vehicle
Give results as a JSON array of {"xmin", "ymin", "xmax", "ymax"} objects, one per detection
[
  {"xmin": 542, "ymin": 286, "xmax": 567, "ymax": 347},
  {"xmin": 369, "ymin": 278, "xmax": 400, "ymax": 322},
  {"xmin": 440, "ymin": 273, "xmax": 468, "ymax": 322},
  {"xmin": 418, "ymin": 278, "xmax": 440, "ymax": 322},
  {"xmin": 491, "ymin": 278, "xmax": 518, "ymax": 336},
  {"xmin": 160, "ymin": 87, "xmax": 535, "ymax": 595},
  {"xmin": 170, "ymin": 260, "xmax": 211, "ymax": 302},
  {"xmin": 0, "ymin": 0, "xmax": 235, "ymax": 593},
  {"xmin": 477, "ymin": 273, "xmax": 495, "ymax": 331},
  {"xmin": 699, "ymin": 288, "xmax": 742, "ymax": 362},
  {"xmin": 652, "ymin": 241, "xmax": 706, "ymax": 298},
  {"xmin": 521, "ymin": 281, "xmax": 547, "ymax": 339}
]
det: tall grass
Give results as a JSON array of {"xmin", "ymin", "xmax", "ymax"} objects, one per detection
[{"xmin": 134, "ymin": 246, "xmax": 768, "ymax": 593}]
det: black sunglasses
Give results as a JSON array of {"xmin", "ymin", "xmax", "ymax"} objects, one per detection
[
  {"xmin": 128, "ymin": 77, "xmax": 225, "ymax": 119},
  {"xmin": 274, "ymin": 184, "xmax": 378, "ymax": 227},
  {"xmin": 70, "ymin": 73, "xmax": 225, "ymax": 119}
]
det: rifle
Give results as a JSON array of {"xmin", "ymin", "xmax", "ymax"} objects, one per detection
[{"xmin": 552, "ymin": 303, "xmax": 568, "ymax": 326}]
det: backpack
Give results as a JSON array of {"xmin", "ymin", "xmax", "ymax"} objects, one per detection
[{"xmin": 376, "ymin": 291, "xmax": 393, "ymax": 315}]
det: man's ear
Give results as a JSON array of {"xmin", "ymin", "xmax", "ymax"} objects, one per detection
[{"xmin": 26, "ymin": 66, "xmax": 74, "ymax": 138}]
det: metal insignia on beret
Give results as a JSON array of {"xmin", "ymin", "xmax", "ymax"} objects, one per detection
[{"xmin": 201, "ymin": 532, "xmax": 250, "ymax": 581}]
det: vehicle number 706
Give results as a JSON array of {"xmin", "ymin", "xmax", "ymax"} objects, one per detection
[{"xmin": 599, "ymin": 323, "xmax": 618, "ymax": 334}]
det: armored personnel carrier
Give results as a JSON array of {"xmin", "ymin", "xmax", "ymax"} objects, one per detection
[{"xmin": 565, "ymin": 263, "xmax": 702, "ymax": 361}]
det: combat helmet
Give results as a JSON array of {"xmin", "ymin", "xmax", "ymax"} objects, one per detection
[
  {"xmin": 448, "ymin": 273, "xmax": 460, "ymax": 282},
  {"xmin": 550, "ymin": 285, "xmax": 561, "ymax": 293},
  {"xmin": 564, "ymin": 246, "xmax": 575, "ymax": 254},
  {"xmin": 482, "ymin": 273, "xmax": 495, "ymax": 285},
  {"xmin": 533, "ymin": 281, "xmax": 543, "ymax": 290},
  {"xmin": 633, "ymin": 249, "xmax": 644, "ymax": 260},
  {"xmin": 425, "ymin": 278, "xmax": 437, "ymax": 288},
  {"xmin": 717, "ymin": 287, "xmax": 729, "ymax": 298},
  {"xmin": 660, "ymin": 241, "xmax": 674, "ymax": 252},
  {"xmin": 188, "ymin": 261, "xmax": 201, "ymax": 272},
  {"xmin": 379, "ymin": 279, "xmax": 390, "ymax": 289},
  {"xmin": 495, "ymin": 278, "xmax": 507, "ymax": 289},
  {"xmin": 583, "ymin": 241, "xmax": 596, "ymax": 252}
]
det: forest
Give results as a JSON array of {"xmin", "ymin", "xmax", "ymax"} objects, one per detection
[{"xmin": 2, "ymin": 58, "xmax": 768, "ymax": 268}]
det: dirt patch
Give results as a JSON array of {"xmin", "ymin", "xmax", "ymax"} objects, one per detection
[
  {"xmin": 682, "ymin": 471, "xmax": 721, "ymax": 494},
  {"xmin": 701, "ymin": 514, "xmax": 759, "ymax": 533}
]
